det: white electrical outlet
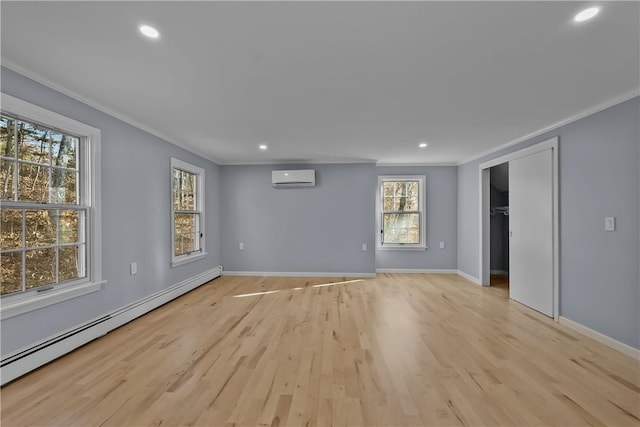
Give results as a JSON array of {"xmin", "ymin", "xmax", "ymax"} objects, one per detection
[
  {"xmin": 605, "ymin": 217, "xmax": 615, "ymax": 231},
  {"xmin": 439, "ymin": 241, "xmax": 445, "ymax": 249},
  {"xmin": 239, "ymin": 242, "xmax": 244, "ymax": 250},
  {"xmin": 362, "ymin": 243, "xmax": 367, "ymax": 251},
  {"xmin": 130, "ymin": 262, "xmax": 137, "ymax": 275}
]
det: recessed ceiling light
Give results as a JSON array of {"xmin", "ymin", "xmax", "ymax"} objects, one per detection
[
  {"xmin": 418, "ymin": 142, "xmax": 428, "ymax": 148},
  {"xmin": 574, "ymin": 7, "xmax": 600, "ymax": 23},
  {"xmin": 139, "ymin": 25, "xmax": 160, "ymax": 39},
  {"xmin": 259, "ymin": 144, "xmax": 268, "ymax": 150}
]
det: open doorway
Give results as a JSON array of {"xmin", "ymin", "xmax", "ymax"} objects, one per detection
[{"xmin": 489, "ymin": 163, "xmax": 509, "ymax": 289}]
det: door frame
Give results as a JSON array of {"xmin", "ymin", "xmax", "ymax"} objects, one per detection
[{"xmin": 478, "ymin": 137, "xmax": 559, "ymax": 320}]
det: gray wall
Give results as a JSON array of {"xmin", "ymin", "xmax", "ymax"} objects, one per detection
[
  {"xmin": 375, "ymin": 166, "xmax": 458, "ymax": 270},
  {"xmin": 1, "ymin": 67, "xmax": 222, "ymax": 355},
  {"xmin": 457, "ymin": 97, "xmax": 640, "ymax": 348},
  {"xmin": 220, "ymin": 163, "xmax": 376, "ymax": 274}
]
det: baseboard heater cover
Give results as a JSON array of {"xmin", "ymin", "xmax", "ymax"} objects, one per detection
[{"xmin": 0, "ymin": 266, "xmax": 222, "ymax": 385}]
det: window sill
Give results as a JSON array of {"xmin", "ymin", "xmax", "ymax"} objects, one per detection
[
  {"xmin": 171, "ymin": 252, "xmax": 207, "ymax": 268},
  {"xmin": 0, "ymin": 280, "xmax": 106, "ymax": 320},
  {"xmin": 377, "ymin": 246, "xmax": 428, "ymax": 251}
]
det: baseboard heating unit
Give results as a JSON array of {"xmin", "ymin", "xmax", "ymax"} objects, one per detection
[{"xmin": 1, "ymin": 266, "xmax": 222, "ymax": 385}]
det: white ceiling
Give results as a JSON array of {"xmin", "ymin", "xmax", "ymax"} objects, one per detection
[{"xmin": 1, "ymin": 2, "xmax": 638, "ymax": 165}]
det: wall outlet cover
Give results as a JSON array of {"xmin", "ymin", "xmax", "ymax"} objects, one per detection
[{"xmin": 604, "ymin": 217, "xmax": 615, "ymax": 232}]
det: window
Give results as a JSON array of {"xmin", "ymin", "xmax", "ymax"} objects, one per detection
[
  {"xmin": 377, "ymin": 175, "xmax": 426, "ymax": 249},
  {"xmin": 0, "ymin": 94, "xmax": 102, "ymax": 318},
  {"xmin": 171, "ymin": 158, "xmax": 205, "ymax": 267}
]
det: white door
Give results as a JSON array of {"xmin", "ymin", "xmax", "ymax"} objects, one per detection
[{"xmin": 509, "ymin": 149, "xmax": 554, "ymax": 317}]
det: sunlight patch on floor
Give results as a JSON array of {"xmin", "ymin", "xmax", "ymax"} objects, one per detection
[
  {"xmin": 311, "ymin": 279, "xmax": 363, "ymax": 288},
  {"xmin": 232, "ymin": 279, "xmax": 365, "ymax": 298}
]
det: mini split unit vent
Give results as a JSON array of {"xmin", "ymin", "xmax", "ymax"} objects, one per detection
[{"xmin": 272, "ymin": 169, "xmax": 316, "ymax": 187}]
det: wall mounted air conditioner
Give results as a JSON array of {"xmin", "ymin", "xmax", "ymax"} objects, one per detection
[{"xmin": 272, "ymin": 169, "xmax": 316, "ymax": 187}]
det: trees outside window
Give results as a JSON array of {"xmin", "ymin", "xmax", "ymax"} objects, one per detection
[
  {"xmin": 171, "ymin": 158, "xmax": 205, "ymax": 267},
  {"xmin": 377, "ymin": 176, "xmax": 426, "ymax": 249}
]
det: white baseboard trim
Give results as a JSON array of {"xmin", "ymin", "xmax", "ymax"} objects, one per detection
[
  {"xmin": 559, "ymin": 316, "xmax": 640, "ymax": 361},
  {"xmin": 222, "ymin": 271, "xmax": 376, "ymax": 278},
  {"xmin": 376, "ymin": 268, "xmax": 457, "ymax": 274},
  {"xmin": 456, "ymin": 270, "xmax": 482, "ymax": 285},
  {"xmin": 0, "ymin": 266, "xmax": 222, "ymax": 385},
  {"xmin": 490, "ymin": 270, "xmax": 509, "ymax": 276}
]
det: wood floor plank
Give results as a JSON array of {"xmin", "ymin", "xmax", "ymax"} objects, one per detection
[{"xmin": 1, "ymin": 274, "xmax": 638, "ymax": 426}]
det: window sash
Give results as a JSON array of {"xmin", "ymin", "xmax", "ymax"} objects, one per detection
[
  {"xmin": 173, "ymin": 212, "xmax": 201, "ymax": 257},
  {"xmin": 378, "ymin": 176, "xmax": 426, "ymax": 248},
  {"xmin": 0, "ymin": 206, "xmax": 88, "ymax": 295},
  {"xmin": 1, "ymin": 112, "xmax": 88, "ymax": 297},
  {"xmin": 1, "ymin": 114, "xmax": 81, "ymax": 205},
  {"xmin": 170, "ymin": 159, "xmax": 205, "ymax": 266}
]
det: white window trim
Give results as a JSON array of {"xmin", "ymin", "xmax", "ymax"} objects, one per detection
[
  {"xmin": 376, "ymin": 175, "xmax": 427, "ymax": 251},
  {"xmin": 0, "ymin": 93, "xmax": 104, "ymax": 320},
  {"xmin": 171, "ymin": 158, "xmax": 206, "ymax": 267}
]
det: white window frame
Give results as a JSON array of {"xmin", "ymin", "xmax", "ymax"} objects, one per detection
[
  {"xmin": 170, "ymin": 158, "xmax": 206, "ymax": 267},
  {"xmin": 376, "ymin": 175, "xmax": 427, "ymax": 250},
  {"xmin": 0, "ymin": 93, "xmax": 104, "ymax": 320}
]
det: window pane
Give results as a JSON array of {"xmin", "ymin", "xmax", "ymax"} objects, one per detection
[
  {"xmin": 1, "ymin": 209, "xmax": 23, "ymax": 249},
  {"xmin": 25, "ymin": 248, "xmax": 56, "ymax": 289},
  {"xmin": 383, "ymin": 182, "xmax": 394, "ymax": 197},
  {"xmin": 51, "ymin": 169, "xmax": 77, "ymax": 204},
  {"xmin": 19, "ymin": 163, "xmax": 50, "ymax": 202},
  {"xmin": 383, "ymin": 196, "xmax": 393, "ymax": 211},
  {"xmin": 172, "ymin": 168, "xmax": 181, "ymax": 210},
  {"xmin": 405, "ymin": 196, "xmax": 419, "ymax": 211},
  {"xmin": 174, "ymin": 214, "xmax": 198, "ymax": 256},
  {"xmin": 59, "ymin": 244, "xmax": 84, "ymax": 282},
  {"xmin": 173, "ymin": 169, "xmax": 196, "ymax": 211},
  {"xmin": 406, "ymin": 182, "xmax": 418, "ymax": 197},
  {"xmin": 393, "ymin": 182, "xmax": 405, "ymax": 197},
  {"xmin": 174, "ymin": 232, "xmax": 183, "ymax": 256},
  {"xmin": 18, "ymin": 122, "xmax": 50, "ymax": 164},
  {"xmin": 1, "ymin": 117, "xmax": 15, "ymax": 157},
  {"xmin": 175, "ymin": 213, "xmax": 196, "ymax": 234},
  {"xmin": 0, "ymin": 160, "xmax": 15, "ymax": 200},
  {"xmin": 383, "ymin": 213, "xmax": 420, "ymax": 244},
  {"xmin": 182, "ymin": 233, "xmax": 196, "ymax": 254},
  {"xmin": 181, "ymin": 171, "xmax": 195, "ymax": 192},
  {"xmin": 26, "ymin": 210, "xmax": 57, "ymax": 248},
  {"xmin": 180, "ymin": 191, "xmax": 195, "ymax": 210},
  {"xmin": 59, "ymin": 210, "xmax": 81, "ymax": 244},
  {"xmin": 0, "ymin": 251, "xmax": 22, "ymax": 295},
  {"xmin": 51, "ymin": 133, "xmax": 77, "ymax": 169},
  {"xmin": 394, "ymin": 196, "xmax": 408, "ymax": 211}
]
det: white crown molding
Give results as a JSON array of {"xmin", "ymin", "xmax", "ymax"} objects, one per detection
[
  {"xmin": 5, "ymin": 60, "xmax": 637, "ymax": 168},
  {"xmin": 1, "ymin": 60, "xmax": 221, "ymax": 165},
  {"xmin": 458, "ymin": 88, "xmax": 640, "ymax": 166},
  {"xmin": 559, "ymin": 316, "xmax": 640, "ymax": 361},
  {"xmin": 375, "ymin": 162, "xmax": 458, "ymax": 167}
]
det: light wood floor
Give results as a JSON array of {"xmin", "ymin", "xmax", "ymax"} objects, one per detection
[{"xmin": 1, "ymin": 274, "xmax": 639, "ymax": 426}]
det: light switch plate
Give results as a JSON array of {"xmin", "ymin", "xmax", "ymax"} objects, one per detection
[{"xmin": 605, "ymin": 217, "xmax": 615, "ymax": 231}]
